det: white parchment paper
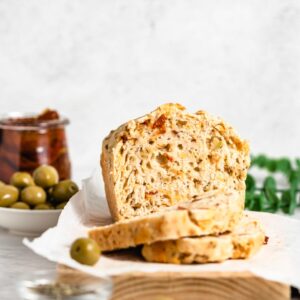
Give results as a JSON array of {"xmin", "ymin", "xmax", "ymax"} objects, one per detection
[{"xmin": 24, "ymin": 168, "xmax": 300, "ymax": 288}]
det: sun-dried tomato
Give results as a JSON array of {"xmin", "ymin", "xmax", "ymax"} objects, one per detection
[
  {"xmin": 146, "ymin": 190, "xmax": 158, "ymax": 196},
  {"xmin": 264, "ymin": 236, "xmax": 269, "ymax": 245},
  {"xmin": 164, "ymin": 153, "xmax": 174, "ymax": 162},
  {"xmin": 152, "ymin": 114, "xmax": 167, "ymax": 133},
  {"xmin": 120, "ymin": 135, "xmax": 128, "ymax": 143},
  {"xmin": 141, "ymin": 119, "xmax": 151, "ymax": 126},
  {"xmin": 37, "ymin": 109, "xmax": 60, "ymax": 121}
]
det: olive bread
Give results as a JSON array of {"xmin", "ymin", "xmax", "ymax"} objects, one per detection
[
  {"xmin": 101, "ymin": 103, "xmax": 250, "ymax": 221},
  {"xmin": 142, "ymin": 213, "xmax": 265, "ymax": 264},
  {"xmin": 89, "ymin": 190, "xmax": 244, "ymax": 251}
]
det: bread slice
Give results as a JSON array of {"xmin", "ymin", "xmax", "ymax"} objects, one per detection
[
  {"xmin": 88, "ymin": 190, "xmax": 244, "ymax": 251},
  {"xmin": 142, "ymin": 213, "xmax": 265, "ymax": 264},
  {"xmin": 101, "ymin": 103, "xmax": 250, "ymax": 221}
]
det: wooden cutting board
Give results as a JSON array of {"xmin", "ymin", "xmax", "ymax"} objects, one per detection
[{"xmin": 57, "ymin": 265, "xmax": 290, "ymax": 300}]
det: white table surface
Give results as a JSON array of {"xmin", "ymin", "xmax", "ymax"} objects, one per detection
[{"xmin": 0, "ymin": 228, "xmax": 55, "ymax": 300}]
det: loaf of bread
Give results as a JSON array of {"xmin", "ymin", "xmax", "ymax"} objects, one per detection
[
  {"xmin": 101, "ymin": 103, "xmax": 250, "ymax": 221},
  {"xmin": 142, "ymin": 214, "xmax": 265, "ymax": 264},
  {"xmin": 88, "ymin": 190, "xmax": 244, "ymax": 251}
]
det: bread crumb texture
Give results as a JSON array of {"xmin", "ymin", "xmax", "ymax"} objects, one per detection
[{"xmin": 101, "ymin": 103, "xmax": 250, "ymax": 221}]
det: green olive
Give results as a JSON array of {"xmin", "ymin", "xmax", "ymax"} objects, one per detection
[
  {"xmin": 33, "ymin": 165, "xmax": 59, "ymax": 188},
  {"xmin": 0, "ymin": 185, "xmax": 19, "ymax": 207},
  {"xmin": 56, "ymin": 202, "xmax": 68, "ymax": 209},
  {"xmin": 21, "ymin": 186, "xmax": 47, "ymax": 206},
  {"xmin": 34, "ymin": 203, "xmax": 53, "ymax": 210},
  {"xmin": 10, "ymin": 202, "xmax": 30, "ymax": 209},
  {"xmin": 51, "ymin": 180, "xmax": 79, "ymax": 203},
  {"xmin": 10, "ymin": 172, "xmax": 34, "ymax": 189},
  {"xmin": 70, "ymin": 238, "xmax": 101, "ymax": 266}
]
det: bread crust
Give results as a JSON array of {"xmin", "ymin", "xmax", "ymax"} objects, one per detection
[
  {"xmin": 101, "ymin": 103, "xmax": 250, "ymax": 221},
  {"xmin": 142, "ymin": 213, "xmax": 265, "ymax": 264},
  {"xmin": 88, "ymin": 190, "xmax": 244, "ymax": 251},
  {"xmin": 101, "ymin": 149, "xmax": 120, "ymax": 221}
]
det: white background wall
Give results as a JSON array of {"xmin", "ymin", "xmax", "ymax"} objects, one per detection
[{"xmin": 0, "ymin": 0, "xmax": 300, "ymax": 182}]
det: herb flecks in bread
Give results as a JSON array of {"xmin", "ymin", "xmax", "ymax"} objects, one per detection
[
  {"xmin": 101, "ymin": 103, "xmax": 250, "ymax": 221},
  {"xmin": 142, "ymin": 213, "xmax": 265, "ymax": 264}
]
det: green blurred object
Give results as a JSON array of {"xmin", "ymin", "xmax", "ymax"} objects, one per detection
[
  {"xmin": 50, "ymin": 180, "xmax": 79, "ymax": 204},
  {"xmin": 34, "ymin": 203, "xmax": 53, "ymax": 210},
  {"xmin": 70, "ymin": 238, "xmax": 101, "ymax": 266},
  {"xmin": 0, "ymin": 185, "xmax": 19, "ymax": 207},
  {"xmin": 246, "ymin": 154, "xmax": 300, "ymax": 215},
  {"xmin": 56, "ymin": 201, "xmax": 68, "ymax": 209},
  {"xmin": 10, "ymin": 172, "xmax": 35, "ymax": 189},
  {"xmin": 21, "ymin": 186, "xmax": 47, "ymax": 206},
  {"xmin": 10, "ymin": 202, "xmax": 30, "ymax": 209},
  {"xmin": 33, "ymin": 165, "xmax": 59, "ymax": 189}
]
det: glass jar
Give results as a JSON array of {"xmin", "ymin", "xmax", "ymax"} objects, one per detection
[{"xmin": 0, "ymin": 112, "xmax": 71, "ymax": 183}]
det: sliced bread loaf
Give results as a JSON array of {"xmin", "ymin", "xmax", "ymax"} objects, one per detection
[
  {"xmin": 142, "ymin": 213, "xmax": 265, "ymax": 264},
  {"xmin": 88, "ymin": 190, "xmax": 244, "ymax": 251},
  {"xmin": 101, "ymin": 103, "xmax": 250, "ymax": 221}
]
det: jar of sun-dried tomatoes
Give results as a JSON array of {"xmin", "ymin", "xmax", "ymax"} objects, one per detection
[{"xmin": 0, "ymin": 109, "xmax": 71, "ymax": 183}]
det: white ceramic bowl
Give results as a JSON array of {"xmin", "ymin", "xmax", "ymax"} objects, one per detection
[{"xmin": 0, "ymin": 207, "xmax": 62, "ymax": 236}]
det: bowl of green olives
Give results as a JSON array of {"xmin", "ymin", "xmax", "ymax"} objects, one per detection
[{"xmin": 0, "ymin": 165, "xmax": 79, "ymax": 236}]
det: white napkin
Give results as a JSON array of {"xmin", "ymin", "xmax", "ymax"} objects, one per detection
[{"xmin": 24, "ymin": 168, "xmax": 300, "ymax": 288}]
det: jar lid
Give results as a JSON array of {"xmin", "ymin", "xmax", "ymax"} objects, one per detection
[{"xmin": 0, "ymin": 112, "xmax": 69, "ymax": 131}]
